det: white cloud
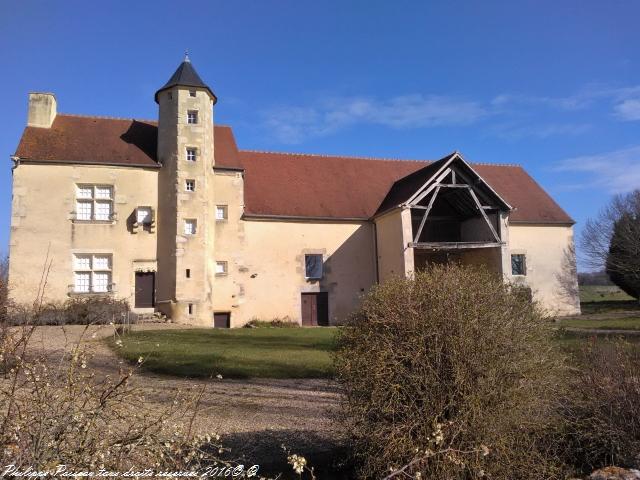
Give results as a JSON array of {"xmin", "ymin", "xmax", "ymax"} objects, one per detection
[
  {"xmin": 554, "ymin": 146, "xmax": 640, "ymax": 193},
  {"xmin": 262, "ymin": 95, "xmax": 486, "ymax": 144},
  {"xmin": 614, "ymin": 98, "xmax": 640, "ymax": 121},
  {"xmin": 490, "ymin": 123, "xmax": 592, "ymax": 140}
]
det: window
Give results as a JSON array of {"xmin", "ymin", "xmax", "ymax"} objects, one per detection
[
  {"xmin": 511, "ymin": 254, "xmax": 527, "ymax": 276},
  {"xmin": 186, "ymin": 148, "xmax": 197, "ymax": 162},
  {"xmin": 136, "ymin": 207, "xmax": 152, "ymax": 225},
  {"xmin": 189, "ymin": 89, "xmax": 196, "ymax": 97},
  {"xmin": 215, "ymin": 261, "xmax": 228, "ymax": 275},
  {"xmin": 187, "ymin": 303, "xmax": 194, "ymax": 315},
  {"xmin": 305, "ymin": 254, "xmax": 323, "ymax": 279},
  {"xmin": 215, "ymin": 205, "xmax": 228, "ymax": 221},
  {"xmin": 186, "ymin": 269, "xmax": 191, "ymax": 279},
  {"xmin": 184, "ymin": 219, "xmax": 197, "ymax": 235},
  {"xmin": 73, "ymin": 254, "xmax": 112, "ymax": 293},
  {"xmin": 185, "ymin": 180, "xmax": 195, "ymax": 192},
  {"xmin": 75, "ymin": 185, "xmax": 113, "ymax": 222},
  {"xmin": 187, "ymin": 110, "xmax": 198, "ymax": 124}
]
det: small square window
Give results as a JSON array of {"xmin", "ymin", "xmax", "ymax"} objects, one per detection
[
  {"xmin": 185, "ymin": 180, "xmax": 195, "ymax": 192},
  {"xmin": 215, "ymin": 205, "xmax": 228, "ymax": 221},
  {"xmin": 94, "ymin": 186, "xmax": 112, "ymax": 200},
  {"xmin": 511, "ymin": 254, "xmax": 527, "ymax": 276},
  {"xmin": 74, "ymin": 255, "xmax": 92, "ymax": 271},
  {"xmin": 93, "ymin": 256, "xmax": 111, "ymax": 271},
  {"xmin": 136, "ymin": 207, "xmax": 152, "ymax": 225},
  {"xmin": 189, "ymin": 89, "xmax": 196, "ymax": 97},
  {"xmin": 305, "ymin": 254, "xmax": 323, "ymax": 279},
  {"xmin": 184, "ymin": 219, "xmax": 197, "ymax": 235},
  {"xmin": 186, "ymin": 148, "xmax": 197, "ymax": 162},
  {"xmin": 215, "ymin": 261, "xmax": 228, "ymax": 275},
  {"xmin": 187, "ymin": 110, "xmax": 198, "ymax": 124}
]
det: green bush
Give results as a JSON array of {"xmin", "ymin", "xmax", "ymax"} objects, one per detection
[{"xmin": 335, "ymin": 264, "xmax": 567, "ymax": 479}]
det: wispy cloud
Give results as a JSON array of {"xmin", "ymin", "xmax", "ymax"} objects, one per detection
[
  {"xmin": 614, "ymin": 98, "xmax": 640, "ymax": 121},
  {"xmin": 554, "ymin": 146, "xmax": 640, "ymax": 193},
  {"xmin": 261, "ymin": 83, "xmax": 640, "ymax": 144},
  {"xmin": 263, "ymin": 95, "xmax": 486, "ymax": 143},
  {"xmin": 490, "ymin": 122, "xmax": 592, "ymax": 140}
]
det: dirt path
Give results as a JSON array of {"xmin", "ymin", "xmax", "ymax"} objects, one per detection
[{"xmin": 22, "ymin": 324, "xmax": 343, "ymax": 463}]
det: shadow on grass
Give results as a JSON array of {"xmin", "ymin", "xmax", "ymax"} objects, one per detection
[{"xmin": 220, "ymin": 429, "xmax": 353, "ymax": 480}]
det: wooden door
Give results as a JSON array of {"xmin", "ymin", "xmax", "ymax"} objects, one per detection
[
  {"xmin": 301, "ymin": 293, "xmax": 329, "ymax": 326},
  {"xmin": 213, "ymin": 312, "xmax": 230, "ymax": 328},
  {"xmin": 134, "ymin": 272, "xmax": 155, "ymax": 308}
]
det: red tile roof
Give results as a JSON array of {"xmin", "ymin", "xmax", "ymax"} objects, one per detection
[{"xmin": 14, "ymin": 115, "xmax": 574, "ymax": 225}]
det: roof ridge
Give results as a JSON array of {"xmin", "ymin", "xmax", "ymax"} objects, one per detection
[
  {"xmin": 58, "ymin": 113, "xmax": 157, "ymax": 123},
  {"xmin": 57, "ymin": 113, "xmax": 233, "ymax": 129},
  {"xmin": 239, "ymin": 149, "xmax": 430, "ymax": 163},
  {"xmin": 240, "ymin": 149, "xmax": 521, "ymax": 167}
]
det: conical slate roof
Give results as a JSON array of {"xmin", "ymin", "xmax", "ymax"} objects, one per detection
[{"xmin": 154, "ymin": 55, "xmax": 217, "ymax": 104}]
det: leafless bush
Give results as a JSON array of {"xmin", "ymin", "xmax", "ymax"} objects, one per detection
[
  {"xmin": 245, "ymin": 317, "xmax": 300, "ymax": 328},
  {"xmin": 558, "ymin": 340, "xmax": 640, "ymax": 472},
  {"xmin": 335, "ymin": 264, "xmax": 568, "ymax": 479},
  {"xmin": 7, "ymin": 296, "xmax": 130, "ymax": 326}
]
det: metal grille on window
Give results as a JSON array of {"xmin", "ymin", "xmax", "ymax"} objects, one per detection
[
  {"xmin": 305, "ymin": 254, "xmax": 323, "ymax": 279},
  {"xmin": 511, "ymin": 254, "xmax": 526, "ymax": 276}
]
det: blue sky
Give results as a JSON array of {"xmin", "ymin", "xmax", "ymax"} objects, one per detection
[{"xmin": 1, "ymin": 1, "xmax": 639, "ymax": 268}]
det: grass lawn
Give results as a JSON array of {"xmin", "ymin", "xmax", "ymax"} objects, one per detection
[
  {"xmin": 556, "ymin": 316, "xmax": 640, "ymax": 331},
  {"xmin": 111, "ymin": 327, "xmax": 338, "ymax": 379}
]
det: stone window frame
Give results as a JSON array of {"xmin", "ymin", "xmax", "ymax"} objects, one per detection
[
  {"xmin": 187, "ymin": 110, "xmax": 198, "ymax": 124},
  {"xmin": 215, "ymin": 205, "xmax": 228, "ymax": 221},
  {"xmin": 74, "ymin": 184, "xmax": 115, "ymax": 223},
  {"xmin": 186, "ymin": 147, "xmax": 198, "ymax": 162},
  {"xmin": 71, "ymin": 253, "xmax": 114, "ymax": 294},
  {"xmin": 184, "ymin": 219, "xmax": 197, "ymax": 236},
  {"xmin": 304, "ymin": 253, "xmax": 324, "ymax": 280},
  {"xmin": 510, "ymin": 252, "xmax": 527, "ymax": 276},
  {"xmin": 215, "ymin": 261, "xmax": 228, "ymax": 276}
]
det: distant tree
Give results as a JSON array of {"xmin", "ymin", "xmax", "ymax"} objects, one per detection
[
  {"xmin": 606, "ymin": 213, "xmax": 640, "ymax": 299},
  {"xmin": 582, "ymin": 190, "xmax": 640, "ymax": 300}
]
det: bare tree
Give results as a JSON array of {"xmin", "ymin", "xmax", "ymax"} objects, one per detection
[{"xmin": 581, "ymin": 190, "xmax": 640, "ymax": 300}]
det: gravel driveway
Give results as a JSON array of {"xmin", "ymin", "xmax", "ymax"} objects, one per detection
[{"xmin": 22, "ymin": 324, "xmax": 343, "ymax": 467}]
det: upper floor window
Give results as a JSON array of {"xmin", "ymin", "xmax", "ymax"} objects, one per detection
[
  {"xmin": 215, "ymin": 261, "xmax": 228, "ymax": 275},
  {"xmin": 186, "ymin": 148, "xmax": 197, "ymax": 162},
  {"xmin": 76, "ymin": 185, "xmax": 113, "ymax": 222},
  {"xmin": 184, "ymin": 219, "xmax": 197, "ymax": 235},
  {"xmin": 305, "ymin": 254, "xmax": 323, "ymax": 279},
  {"xmin": 511, "ymin": 254, "xmax": 527, "ymax": 276},
  {"xmin": 215, "ymin": 205, "xmax": 228, "ymax": 221},
  {"xmin": 73, "ymin": 254, "xmax": 112, "ymax": 293},
  {"xmin": 187, "ymin": 110, "xmax": 198, "ymax": 124},
  {"xmin": 185, "ymin": 179, "xmax": 195, "ymax": 192},
  {"xmin": 189, "ymin": 89, "xmax": 197, "ymax": 97}
]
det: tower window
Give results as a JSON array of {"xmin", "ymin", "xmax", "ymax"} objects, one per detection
[
  {"xmin": 215, "ymin": 205, "xmax": 228, "ymax": 221},
  {"xmin": 187, "ymin": 303, "xmax": 194, "ymax": 315},
  {"xmin": 189, "ymin": 89, "xmax": 196, "ymax": 97},
  {"xmin": 186, "ymin": 269, "xmax": 191, "ymax": 278},
  {"xmin": 186, "ymin": 148, "xmax": 197, "ymax": 162},
  {"xmin": 185, "ymin": 179, "xmax": 195, "ymax": 192},
  {"xmin": 184, "ymin": 219, "xmax": 197, "ymax": 235},
  {"xmin": 215, "ymin": 261, "xmax": 228, "ymax": 275},
  {"xmin": 187, "ymin": 110, "xmax": 198, "ymax": 124}
]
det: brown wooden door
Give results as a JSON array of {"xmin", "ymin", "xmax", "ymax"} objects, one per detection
[
  {"xmin": 213, "ymin": 312, "xmax": 230, "ymax": 328},
  {"xmin": 301, "ymin": 293, "xmax": 329, "ymax": 326},
  {"xmin": 134, "ymin": 272, "xmax": 155, "ymax": 308}
]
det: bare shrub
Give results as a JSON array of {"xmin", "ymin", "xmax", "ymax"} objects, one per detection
[
  {"xmin": 245, "ymin": 317, "xmax": 300, "ymax": 328},
  {"xmin": 558, "ymin": 340, "xmax": 640, "ymax": 472},
  {"xmin": 335, "ymin": 264, "xmax": 567, "ymax": 479},
  {"xmin": 7, "ymin": 296, "xmax": 130, "ymax": 326}
]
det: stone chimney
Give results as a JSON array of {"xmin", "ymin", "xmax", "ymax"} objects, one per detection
[{"xmin": 27, "ymin": 92, "xmax": 57, "ymax": 128}]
